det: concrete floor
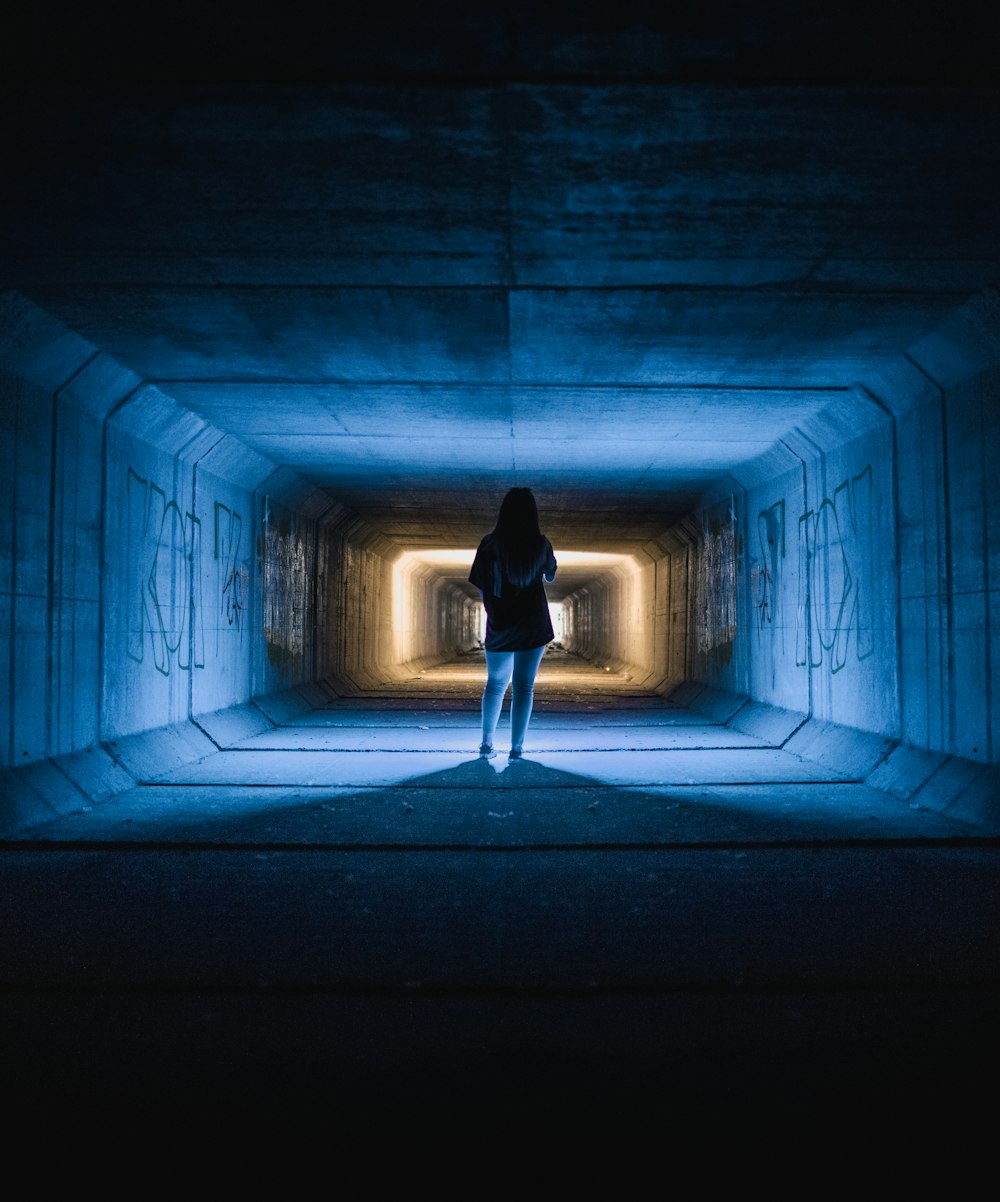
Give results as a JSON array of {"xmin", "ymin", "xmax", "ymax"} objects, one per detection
[{"xmin": 2, "ymin": 653, "xmax": 998, "ymax": 1196}]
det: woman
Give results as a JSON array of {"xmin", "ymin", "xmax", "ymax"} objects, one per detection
[{"xmin": 468, "ymin": 487, "xmax": 557, "ymax": 761}]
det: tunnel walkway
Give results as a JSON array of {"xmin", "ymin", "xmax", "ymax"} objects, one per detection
[{"xmin": 2, "ymin": 651, "xmax": 999, "ymax": 1194}]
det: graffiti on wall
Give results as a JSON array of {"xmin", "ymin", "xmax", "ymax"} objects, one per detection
[
  {"xmin": 697, "ymin": 502, "xmax": 740, "ymax": 665},
  {"xmin": 796, "ymin": 464, "xmax": 875, "ymax": 673},
  {"xmin": 703, "ymin": 463, "xmax": 877, "ymax": 677},
  {"xmin": 257, "ymin": 499, "xmax": 307, "ymax": 670},
  {"xmin": 125, "ymin": 467, "xmax": 205, "ymax": 675},
  {"xmin": 125, "ymin": 469, "xmax": 249, "ymax": 673},
  {"xmin": 214, "ymin": 500, "xmax": 247, "ymax": 643},
  {"xmin": 749, "ymin": 498, "xmax": 786, "ymax": 638}
]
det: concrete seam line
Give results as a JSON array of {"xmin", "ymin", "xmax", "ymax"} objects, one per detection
[
  {"xmin": 903, "ymin": 352, "xmax": 954, "ymax": 756},
  {"xmin": 189, "ymin": 718, "xmax": 223, "ymax": 751},
  {"xmin": 248, "ymin": 699, "xmax": 278, "ymax": 729}
]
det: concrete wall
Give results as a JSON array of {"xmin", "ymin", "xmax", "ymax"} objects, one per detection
[
  {"xmin": 317, "ymin": 515, "xmax": 479, "ymax": 694},
  {"xmin": 871, "ymin": 291, "xmax": 1000, "ymax": 762},
  {"xmin": 411, "ymin": 572, "xmax": 478, "ymax": 662},
  {"xmin": 0, "ymin": 294, "xmax": 328, "ymax": 828},
  {"xmin": 3, "ymin": 287, "xmax": 997, "ymax": 834},
  {"xmin": 561, "ymin": 535, "xmax": 689, "ymax": 691},
  {"xmin": 731, "ymin": 396, "xmax": 898, "ymax": 732},
  {"xmin": 683, "ymin": 289, "xmax": 1000, "ymax": 769},
  {"xmin": 2, "ymin": 295, "xmax": 102, "ymax": 770}
]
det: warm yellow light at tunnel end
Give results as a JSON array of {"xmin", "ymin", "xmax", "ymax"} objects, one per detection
[
  {"xmin": 392, "ymin": 547, "xmax": 644, "ymax": 665},
  {"xmin": 392, "ymin": 548, "xmax": 639, "ymax": 570}
]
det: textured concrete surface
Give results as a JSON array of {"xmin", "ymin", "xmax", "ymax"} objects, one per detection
[
  {"xmin": 2, "ymin": 659, "xmax": 997, "ymax": 1194},
  {"xmin": 4, "ymin": 3, "xmax": 999, "ymax": 778},
  {"xmin": 2, "ymin": 12, "xmax": 998, "ymax": 1193}
]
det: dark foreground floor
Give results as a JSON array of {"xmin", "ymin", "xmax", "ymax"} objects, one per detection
[{"xmin": 2, "ymin": 657, "xmax": 998, "ymax": 1196}]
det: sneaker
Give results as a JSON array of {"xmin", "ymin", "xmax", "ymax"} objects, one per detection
[
  {"xmin": 479, "ymin": 744, "xmax": 496, "ymax": 759},
  {"xmin": 508, "ymin": 748, "xmax": 523, "ymax": 760}
]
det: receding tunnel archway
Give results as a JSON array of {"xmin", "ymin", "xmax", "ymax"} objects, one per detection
[
  {"xmin": 2, "ymin": 281, "xmax": 999, "ymax": 823},
  {"xmin": 2, "ymin": 14, "xmax": 999, "ymax": 1187},
  {"xmin": 2, "ymin": 60, "xmax": 998, "ymax": 801},
  {"xmin": 387, "ymin": 546, "xmax": 659, "ymax": 690}
]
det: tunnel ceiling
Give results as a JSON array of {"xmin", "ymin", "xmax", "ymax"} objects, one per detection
[{"xmin": 3, "ymin": 4, "xmax": 999, "ymax": 556}]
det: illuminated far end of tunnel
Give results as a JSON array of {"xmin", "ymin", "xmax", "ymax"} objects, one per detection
[{"xmin": 391, "ymin": 548, "xmax": 646, "ymax": 672}]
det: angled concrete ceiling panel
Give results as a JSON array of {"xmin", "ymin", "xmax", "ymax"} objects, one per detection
[{"xmin": 2, "ymin": 5, "xmax": 998, "ymax": 556}]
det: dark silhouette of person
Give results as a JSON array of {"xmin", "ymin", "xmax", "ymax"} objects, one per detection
[{"xmin": 469, "ymin": 487, "xmax": 557, "ymax": 760}]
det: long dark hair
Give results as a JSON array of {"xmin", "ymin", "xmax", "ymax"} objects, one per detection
[{"xmin": 493, "ymin": 487, "xmax": 548, "ymax": 588}]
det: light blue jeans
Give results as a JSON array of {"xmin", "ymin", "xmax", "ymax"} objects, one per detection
[{"xmin": 481, "ymin": 645, "xmax": 547, "ymax": 752}]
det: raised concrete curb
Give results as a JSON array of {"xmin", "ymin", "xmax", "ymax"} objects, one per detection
[
  {"xmin": 867, "ymin": 743, "xmax": 950, "ymax": 800},
  {"xmin": 0, "ymin": 760, "xmax": 93, "ymax": 834},
  {"xmin": 104, "ymin": 722, "xmax": 219, "ymax": 784},
  {"xmin": 727, "ymin": 701, "xmax": 807, "ymax": 745},
  {"xmin": 3, "ymin": 684, "xmax": 997, "ymax": 837},
  {"xmin": 0, "ymin": 684, "xmax": 342, "ymax": 835},
  {"xmin": 671, "ymin": 682, "xmax": 1000, "ymax": 830},
  {"xmin": 252, "ymin": 687, "xmax": 323, "ymax": 725},
  {"xmin": 59, "ymin": 745, "xmax": 138, "ymax": 803},
  {"xmin": 194, "ymin": 704, "xmax": 276, "ymax": 749},
  {"xmin": 912, "ymin": 759, "xmax": 1000, "ymax": 829},
  {"xmin": 782, "ymin": 718, "xmax": 897, "ymax": 780},
  {"xmin": 666, "ymin": 682, "xmax": 746, "ymax": 722}
]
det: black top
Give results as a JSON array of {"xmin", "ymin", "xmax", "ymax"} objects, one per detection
[{"xmin": 469, "ymin": 533, "xmax": 558, "ymax": 652}]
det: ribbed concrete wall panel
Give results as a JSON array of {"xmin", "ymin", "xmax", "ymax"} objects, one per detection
[
  {"xmin": 572, "ymin": 559, "xmax": 654, "ymax": 682},
  {"xmin": 742, "ymin": 463, "xmax": 809, "ymax": 715},
  {"xmin": 98, "ymin": 381, "xmax": 322, "ymax": 738},
  {"xmin": 5, "ymin": 370, "xmax": 55, "ymax": 765},
  {"xmin": 101, "ymin": 418, "xmax": 202, "ymax": 737},
  {"xmin": 953, "ymin": 593, "xmax": 992, "ymax": 762},
  {"xmin": 689, "ymin": 417, "xmax": 900, "ymax": 740},
  {"xmin": 317, "ymin": 515, "xmax": 404, "ymax": 692},
  {"xmin": 879, "ymin": 294, "xmax": 1000, "ymax": 763},
  {"xmin": 946, "ymin": 377, "xmax": 997, "ymax": 762},
  {"xmin": 688, "ymin": 489, "xmax": 749, "ymax": 697},
  {"xmin": 1, "ymin": 294, "xmax": 325, "ymax": 802},
  {"xmin": 899, "ymin": 290, "xmax": 1000, "ymax": 763},
  {"xmin": 893, "ymin": 387, "xmax": 949, "ymax": 752},
  {"xmin": 189, "ymin": 465, "xmax": 259, "ymax": 719},
  {"xmin": 7, "ymin": 370, "xmax": 53, "ymax": 764},
  {"xmin": 899, "ymin": 597, "xmax": 944, "ymax": 753},
  {"xmin": 252, "ymin": 492, "xmax": 319, "ymax": 698},
  {"xmin": 2, "ymin": 302, "xmax": 147, "ymax": 771},
  {"xmin": 51, "ymin": 359, "xmax": 137, "ymax": 755},
  {"xmin": 800, "ymin": 424, "xmax": 900, "ymax": 736}
]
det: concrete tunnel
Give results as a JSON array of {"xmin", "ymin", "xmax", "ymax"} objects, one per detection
[
  {"xmin": 1, "ymin": 5, "xmax": 1000, "ymax": 1189},
  {"xmin": 3, "ymin": 283, "xmax": 999, "ymax": 827}
]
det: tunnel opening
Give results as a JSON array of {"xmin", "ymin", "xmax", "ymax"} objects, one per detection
[{"xmin": 378, "ymin": 544, "xmax": 660, "ymax": 699}]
